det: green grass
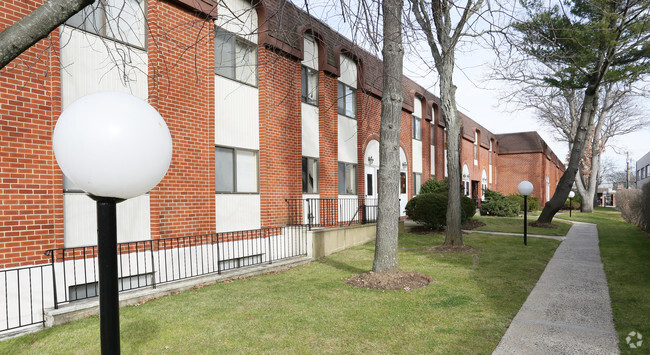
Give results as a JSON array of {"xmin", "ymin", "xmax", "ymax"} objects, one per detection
[
  {"xmin": 557, "ymin": 207, "xmax": 650, "ymax": 354},
  {"xmin": 0, "ymin": 233, "xmax": 560, "ymax": 354},
  {"xmin": 472, "ymin": 215, "xmax": 572, "ymax": 236}
]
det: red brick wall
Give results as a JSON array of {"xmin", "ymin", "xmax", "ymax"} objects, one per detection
[
  {"xmin": 319, "ymin": 73, "xmax": 339, "ymax": 200},
  {"xmin": 357, "ymin": 91, "xmax": 381, "ymax": 199},
  {"xmin": 147, "ymin": 1, "xmax": 215, "ymax": 239},
  {"xmin": 258, "ymin": 48, "xmax": 302, "ymax": 227},
  {"xmin": 496, "ymin": 152, "xmax": 546, "ymax": 202},
  {"xmin": 0, "ymin": 1, "xmax": 63, "ymax": 268}
]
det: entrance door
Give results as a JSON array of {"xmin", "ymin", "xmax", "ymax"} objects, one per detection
[
  {"xmin": 399, "ymin": 171, "xmax": 407, "ymax": 217},
  {"xmin": 471, "ymin": 180, "xmax": 479, "ymax": 206},
  {"xmin": 365, "ymin": 166, "xmax": 378, "ymax": 221}
]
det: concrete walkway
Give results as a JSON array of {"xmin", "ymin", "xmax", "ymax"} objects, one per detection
[{"xmin": 493, "ymin": 222, "xmax": 619, "ymax": 355}]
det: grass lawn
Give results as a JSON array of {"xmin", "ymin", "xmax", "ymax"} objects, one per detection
[
  {"xmin": 557, "ymin": 207, "xmax": 650, "ymax": 354},
  {"xmin": 0, "ymin": 233, "xmax": 559, "ymax": 354},
  {"xmin": 472, "ymin": 215, "xmax": 572, "ymax": 236}
]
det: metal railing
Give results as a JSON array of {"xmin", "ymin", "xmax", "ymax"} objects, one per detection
[
  {"xmin": 285, "ymin": 198, "xmax": 378, "ymax": 230},
  {"xmin": 0, "ymin": 264, "xmax": 52, "ymax": 332},
  {"xmin": 44, "ymin": 225, "xmax": 307, "ymax": 308}
]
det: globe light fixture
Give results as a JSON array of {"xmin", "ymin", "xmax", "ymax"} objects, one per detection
[
  {"xmin": 568, "ymin": 191, "xmax": 576, "ymax": 217},
  {"xmin": 517, "ymin": 181, "xmax": 534, "ymax": 246},
  {"xmin": 53, "ymin": 91, "xmax": 172, "ymax": 354}
]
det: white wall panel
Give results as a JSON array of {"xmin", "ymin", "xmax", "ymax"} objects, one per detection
[
  {"xmin": 215, "ymin": 194, "xmax": 261, "ymax": 232},
  {"xmin": 215, "ymin": 76, "xmax": 259, "ymax": 150},
  {"xmin": 60, "ymin": 26, "xmax": 148, "ymax": 109},
  {"xmin": 338, "ymin": 116, "xmax": 357, "ymax": 164},
  {"xmin": 414, "ymin": 96, "xmax": 422, "ymax": 117},
  {"xmin": 64, "ymin": 194, "xmax": 151, "ymax": 248},
  {"xmin": 302, "ymin": 103, "xmax": 319, "ymax": 157},
  {"xmin": 303, "ymin": 37, "xmax": 318, "ymax": 70},
  {"xmin": 412, "ymin": 139, "xmax": 422, "ymax": 173},
  {"xmin": 215, "ymin": 0, "xmax": 258, "ymax": 42},
  {"xmin": 339, "ymin": 55, "xmax": 357, "ymax": 88}
]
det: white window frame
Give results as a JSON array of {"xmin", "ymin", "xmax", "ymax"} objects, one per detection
[
  {"xmin": 412, "ymin": 115, "xmax": 422, "ymax": 140},
  {"xmin": 302, "ymin": 157, "xmax": 319, "ymax": 193},
  {"xmin": 215, "ymin": 146, "xmax": 259, "ymax": 193},
  {"xmin": 337, "ymin": 82, "xmax": 356, "ymax": 119},
  {"xmin": 338, "ymin": 162, "xmax": 357, "ymax": 195},
  {"xmin": 215, "ymin": 26, "xmax": 258, "ymax": 86},
  {"xmin": 301, "ymin": 66, "xmax": 319, "ymax": 106},
  {"xmin": 413, "ymin": 173, "xmax": 422, "ymax": 195}
]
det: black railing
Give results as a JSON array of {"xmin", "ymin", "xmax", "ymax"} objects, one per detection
[
  {"xmin": 0, "ymin": 264, "xmax": 51, "ymax": 332},
  {"xmin": 44, "ymin": 225, "xmax": 307, "ymax": 308},
  {"xmin": 285, "ymin": 198, "xmax": 378, "ymax": 230}
]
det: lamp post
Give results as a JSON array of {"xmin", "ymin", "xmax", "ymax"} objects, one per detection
[
  {"xmin": 517, "ymin": 181, "xmax": 534, "ymax": 246},
  {"xmin": 568, "ymin": 191, "xmax": 575, "ymax": 217},
  {"xmin": 53, "ymin": 92, "xmax": 172, "ymax": 354}
]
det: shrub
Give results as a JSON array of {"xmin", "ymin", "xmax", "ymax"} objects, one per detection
[
  {"xmin": 640, "ymin": 184, "xmax": 650, "ymax": 233},
  {"xmin": 617, "ymin": 189, "xmax": 642, "ymax": 226},
  {"xmin": 507, "ymin": 193, "xmax": 540, "ymax": 212},
  {"xmin": 480, "ymin": 189, "xmax": 520, "ymax": 217},
  {"xmin": 405, "ymin": 191, "xmax": 476, "ymax": 229},
  {"xmin": 562, "ymin": 192, "xmax": 582, "ymax": 210},
  {"xmin": 419, "ymin": 177, "xmax": 448, "ymax": 194}
]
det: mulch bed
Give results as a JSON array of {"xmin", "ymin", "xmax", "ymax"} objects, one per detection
[
  {"xmin": 346, "ymin": 270, "xmax": 432, "ymax": 291},
  {"xmin": 529, "ymin": 221, "xmax": 558, "ymax": 229},
  {"xmin": 461, "ymin": 219, "xmax": 486, "ymax": 230}
]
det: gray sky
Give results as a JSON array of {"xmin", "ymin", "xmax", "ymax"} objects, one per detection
[{"xmin": 297, "ymin": 0, "xmax": 650, "ymax": 173}]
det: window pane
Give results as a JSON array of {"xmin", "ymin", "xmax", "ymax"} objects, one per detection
[
  {"xmin": 105, "ymin": 0, "xmax": 146, "ymax": 47},
  {"xmin": 66, "ymin": 0, "xmax": 103, "ymax": 35},
  {"xmin": 400, "ymin": 172, "xmax": 406, "ymax": 194},
  {"xmin": 301, "ymin": 67, "xmax": 308, "ymax": 103},
  {"xmin": 308, "ymin": 68, "xmax": 318, "ymax": 105},
  {"xmin": 236, "ymin": 150, "xmax": 258, "ymax": 192},
  {"xmin": 430, "ymin": 124, "xmax": 435, "ymax": 145},
  {"xmin": 215, "ymin": 147, "xmax": 234, "ymax": 192},
  {"xmin": 236, "ymin": 40, "xmax": 257, "ymax": 86},
  {"xmin": 345, "ymin": 164, "xmax": 356, "ymax": 194},
  {"xmin": 413, "ymin": 116, "xmax": 421, "ymax": 140},
  {"xmin": 310, "ymin": 159, "xmax": 318, "ymax": 193},
  {"xmin": 215, "ymin": 28, "xmax": 235, "ymax": 78},
  {"xmin": 345, "ymin": 86, "xmax": 356, "ymax": 118},
  {"xmin": 337, "ymin": 82, "xmax": 345, "ymax": 115},
  {"xmin": 413, "ymin": 174, "xmax": 422, "ymax": 195},
  {"xmin": 338, "ymin": 162, "xmax": 345, "ymax": 194}
]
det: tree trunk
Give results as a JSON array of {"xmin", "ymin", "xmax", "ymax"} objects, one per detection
[
  {"xmin": 538, "ymin": 87, "xmax": 599, "ymax": 223},
  {"xmin": 372, "ymin": 0, "xmax": 403, "ymax": 273},
  {"xmin": 0, "ymin": 0, "xmax": 94, "ymax": 70},
  {"xmin": 440, "ymin": 56, "xmax": 463, "ymax": 245}
]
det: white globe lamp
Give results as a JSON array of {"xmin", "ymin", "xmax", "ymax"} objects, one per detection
[
  {"xmin": 568, "ymin": 191, "xmax": 576, "ymax": 216},
  {"xmin": 53, "ymin": 91, "xmax": 172, "ymax": 354},
  {"xmin": 517, "ymin": 181, "xmax": 534, "ymax": 245}
]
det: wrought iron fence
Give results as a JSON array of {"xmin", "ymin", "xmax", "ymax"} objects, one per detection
[
  {"xmin": 0, "ymin": 264, "xmax": 52, "ymax": 332},
  {"xmin": 285, "ymin": 197, "xmax": 378, "ymax": 230},
  {"xmin": 44, "ymin": 225, "xmax": 307, "ymax": 308}
]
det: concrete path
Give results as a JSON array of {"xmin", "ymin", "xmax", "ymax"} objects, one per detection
[{"xmin": 493, "ymin": 222, "xmax": 619, "ymax": 355}]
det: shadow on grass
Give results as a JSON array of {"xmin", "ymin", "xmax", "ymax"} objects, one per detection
[{"xmin": 318, "ymin": 256, "xmax": 368, "ymax": 275}]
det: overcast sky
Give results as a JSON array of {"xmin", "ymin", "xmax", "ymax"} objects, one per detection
[{"xmin": 298, "ymin": 0, "xmax": 650, "ymax": 172}]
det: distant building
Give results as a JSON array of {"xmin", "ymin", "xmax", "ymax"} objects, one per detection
[{"xmin": 637, "ymin": 151, "xmax": 650, "ymax": 188}]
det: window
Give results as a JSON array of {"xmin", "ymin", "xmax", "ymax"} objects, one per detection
[
  {"xmin": 337, "ymin": 82, "xmax": 356, "ymax": 118},
  {"xmin": 301, "ymin": 66, "xmax": 318, "ymax": 105},
  {"xmin": 474, "ymin": 131, "xmax": 479, "ymax": 165},
  {"xmin": 412, "ymin": 115, "xmax": 422, "ymax": 140},
  {"xmin": 430, "ymin": 124, "xmax": 435, "ymax": 146},
  {"xmin": 66, "ymin": 0, "xmax": 146, "ymax": 48},
  {"xmin": 215, "ymin": 27, "xmax": 257, "ymax": 86},
  {"xmin": 413, "ymin": 173, "xmax": 422, "ymax": 195},
  {"xmin": 338, "ymin": 162, "xmax": 357, "ymax": 195},
  {"xmin": 215, "ymin": 146, "xmax": 258, "ymax": 193},
  {"xmin": 302, "ymin": 157, "xmax": 319, "ymax": 193},
  {"xmin": 462, "ymin": 165, "xmax": 470, "ymax": 197}
]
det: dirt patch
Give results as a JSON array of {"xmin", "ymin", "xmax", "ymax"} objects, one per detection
[
  {"xmin": 425, "ymin": 245, "xmax": 482, "ymax": 253},
  {"xmin": 529, "ymin": 221, "xmax": 558, "ymax": 229},
  {"xmin": 462, "ymin": 219, "xmax": 486, "ymax": 230},
  {"xmin": 346, "ymin": 270, "xmax": 432, "ymax": 291}
]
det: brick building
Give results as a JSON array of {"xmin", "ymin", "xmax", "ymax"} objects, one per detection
[{"xmin": 0, "ymin": 0, "xmax": 564, "ymax": 330}]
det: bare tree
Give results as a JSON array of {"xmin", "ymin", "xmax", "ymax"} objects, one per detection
[
  {"xmin": 372, "ymin": 0, "xmax": 404, "ymax": 273},
  {"xmin": 408, "ymin": 0, "xmax": 484, "ymax": 246},
  {"xmin": 498, "ymin": 0, "xmax": 650, "ymax": 224}
]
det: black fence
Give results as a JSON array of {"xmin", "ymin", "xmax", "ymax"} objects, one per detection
[
  {"xmin": 285, "ymin": 198, "xmax": 378, "ymax": 230},
  {"xmin": 41, "ymin": 225, "xmax": 307, "ymax": 309},
  {"xmin": 0, "ymin": 264, "xmax": 51, "ymax": 332}
]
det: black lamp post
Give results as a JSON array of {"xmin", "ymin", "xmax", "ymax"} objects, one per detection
[
  {"xmin": 53, "ymin": 92, "xmax": 173, "ymax": 354},
  {"xmin": 518, "ymin": 181, "xmax": 534, "ymax": 246},
  {"xmin": 568, "ymin": 191, "xmax": 575, "ymax": 217}
]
